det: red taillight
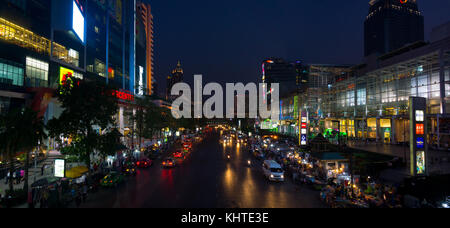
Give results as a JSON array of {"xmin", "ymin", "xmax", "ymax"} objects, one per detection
[{"xmin": 137, "ymin": 162, "xmax": 140, "ymax": 165}]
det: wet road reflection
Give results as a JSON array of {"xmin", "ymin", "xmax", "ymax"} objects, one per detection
[{"xmin": 81, "ymin": 132, "xmax": 325, "ymax": 208}]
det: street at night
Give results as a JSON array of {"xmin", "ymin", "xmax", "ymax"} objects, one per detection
[
  {"xmin": 78, "ymin": 132, "xmax": 324, "ymax": 208},
  {"xmin": 1, "ymin": 0, "xmax": 450, "ymax": 219}
]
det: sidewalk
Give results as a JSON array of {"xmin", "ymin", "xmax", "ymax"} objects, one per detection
[
  {"xmin": 347, "ymin": 141, "xmax": 450, "ymax": 175},
  {"xmin": 0, "ymin": 164, "xmax": 55, "ymax": 197}
]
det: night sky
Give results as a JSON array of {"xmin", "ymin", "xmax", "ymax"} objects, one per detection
[{"xmin": 150, "ymin": 0, "xmax": 450, "ymax": 95}]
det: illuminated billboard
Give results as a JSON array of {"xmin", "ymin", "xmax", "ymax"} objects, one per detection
[
  {"xmin": 54, "ymin": 159, "xmax": 65, "ymax": 178},
  {"xmin": 416, "ymin": 123, "xmax": 424, "ymax": 135},
  {"xmin": 416, "ymin": 137, "xmax": 424, "ymax": 149},
  {"xmin": 416, "ymin": 151, "xmax": 425, "ymax": 175},
  {"xmin": 60, "ymin": 67, "xmax": 74, "ymax": 85},
  {"xmin": 60, "ymin": 67, "xmax": 83, "ymax": 85},
  {"xmin": 72, "ymin": 0, "xmax": 85, "ymax": 43},
  {"xmin": 415, "ymin": 110, "xmax": 424, "ymax": 122}
]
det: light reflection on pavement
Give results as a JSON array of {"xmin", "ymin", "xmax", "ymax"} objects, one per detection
[{"xmin": 80, "ymin": 132, "xmax": 326, "ymax": 208}]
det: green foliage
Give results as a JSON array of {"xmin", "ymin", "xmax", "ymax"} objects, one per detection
[
  {"xmin": 48, "ymin": 78, "xmax": 119, "ymax": 169},
  {"xmin": 0, "ymin": 107, "xmax": 46, "ymax": 193}
]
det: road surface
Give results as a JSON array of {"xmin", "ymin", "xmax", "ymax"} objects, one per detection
[{"xmin": 80, "ymin": 132, "xmax": 325, "ymax": 208}]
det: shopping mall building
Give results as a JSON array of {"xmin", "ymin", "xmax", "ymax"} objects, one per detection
[
  {"xmin": 279, "ymin": 24, "xmax": 450, "ymax": 150},
  {"xmin": 0, "ymin": 0, "xmax": 155, "ymax": 151}
]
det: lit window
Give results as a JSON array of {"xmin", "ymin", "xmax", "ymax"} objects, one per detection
[{"xmin": 26, "ymin": 57, "xmax": 48, "ymax": 87}]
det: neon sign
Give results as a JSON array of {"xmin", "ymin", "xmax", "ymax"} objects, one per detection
[{"xmin": 113, "ymin": 90, "xmax": 135, "ymax": 102}]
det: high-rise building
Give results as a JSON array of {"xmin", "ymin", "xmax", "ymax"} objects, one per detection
[
  {"xmin": 262, "ymin": 58, "xmax": 302, "ymax": 98},
  {"xmin": 166, "ymin": 61, "xmax": 183, "ymax": 100},
  {"xmin": 364, "ymin": 0, "xmax": 424, "ymax": 57},
  {"xmin": 137, "ymin": 1, "xmax": 154, "ymax": 95},
  {"xmin": 0, "ymin": 0, "xmax": 149, "ymax": 144}
]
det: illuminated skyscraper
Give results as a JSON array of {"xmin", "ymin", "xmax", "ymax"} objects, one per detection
[
  {"xmin": 364, "ymin": 0, "xmax": 424, "ymax": 56},
  {"xmin": 166, "ymin": 61, "xmax": 183, "ymax": 100},
  {"xmin": 137, "ymin": 1, "xmax": 154, "ymax": 95}
]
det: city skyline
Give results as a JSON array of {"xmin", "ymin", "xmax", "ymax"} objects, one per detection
[
  {"xmin": 152, "ymin": 0, "xmax": 450, "ymax": 94},
  {"xmin": 0, "ymin": 0, "xmax": 449, "ymax": 211}
]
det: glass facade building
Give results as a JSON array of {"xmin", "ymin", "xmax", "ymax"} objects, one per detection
[{"xmin": 299, "ymin": 36, "xmax": 450, "ymax": 148}]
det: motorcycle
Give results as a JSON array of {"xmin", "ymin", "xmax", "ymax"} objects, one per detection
[{"xmin": 247, "ymin": 159, "xmax": 251, "ymax": 167}]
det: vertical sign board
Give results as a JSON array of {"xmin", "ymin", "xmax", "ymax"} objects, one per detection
[
  {"xmin": 54, "ymin": 159, "xmax": 65, "ymax": 178},
  {"xmin": 409, "ymin": 97, "xmax": 427, "ymax": 176},
  {"xmin": 300, "ymin": 110, "xmax": 308, "ymax": 146}
]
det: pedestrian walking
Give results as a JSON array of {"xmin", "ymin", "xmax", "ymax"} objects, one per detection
[
  {"xmin": 5, "ymin": 172, "xmax": 10, "ymax": 184},
  {"xmin": 41, "ymin": 165, "xmax": 45, "ymax": 176},
  {"xmin": 15, "ymin": 170, "xmax": 21, "ymax": 184},
  {"xmin": 12, "ymin": 171, "xmax": 16, "ymax": 184}
]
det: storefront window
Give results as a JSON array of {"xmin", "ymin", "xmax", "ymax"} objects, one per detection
[{"xmin": 367, "ymin": 118, "xmax": 377, "ymax": 139}]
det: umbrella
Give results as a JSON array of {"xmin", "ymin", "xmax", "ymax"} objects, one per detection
[
  {"xmin": 31, "ymin": 177, "xmax": 59, "ymax": 188},
  {"xmin": 65, "ymin": 166, "xmax": 88, "ymax": 179}
]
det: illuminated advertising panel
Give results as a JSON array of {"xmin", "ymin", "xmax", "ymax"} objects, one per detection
[
  {"xmin": 54, "ymin": 159, "xmax": 65, "ymax": 178},
  {"xmin": 138, "ymin": 66, "xmax": 144, "ymax": 95},
  {"xmin": 416, "ymin": 151, "xmax": 425, "ymax": 175},
  {"xmin": 416, "ymin": 124, "xmax": 424, "ymax": 135},
  {"xmin": 72, "ymin": 0, "xmax": 85, "ymax": 43},
  {"xmin": 301, "ymin": 135, "xmax": 307, "ymax": 145},
  {"xmin": 410, "ymin": 97, "xmax": 427, "ymax": 176},
  {"xmin": 416, "ymin": 137, "xmax": 424, "ymax": 149},
  {"xmin": 60, "ymin": 67, "xmax": 74, "ymax": 85},
  {"xmin": 415, "ymin": 110, "xmax": 424, "ymax": 122},
  {"xmin": 300, "ymin": 111, "xmax": 307, "ymax": 146}
]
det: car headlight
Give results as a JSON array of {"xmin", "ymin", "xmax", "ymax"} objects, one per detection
[
  {"xmin": 270, "ymin": 174, "xmax": 274, "ymax": 178},
  {"xmin": 281, "ymin": 175, "xmax": 284, "ymax": 179}
]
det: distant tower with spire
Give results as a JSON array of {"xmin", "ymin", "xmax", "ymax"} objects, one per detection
[{"xmin": 166, "ymin": 61, "xmax": 184, "ymax": 100}]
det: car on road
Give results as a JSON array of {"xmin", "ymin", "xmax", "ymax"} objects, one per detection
[
  {"xmin": 136, "ymin": 159, "xmax": 153, "ymax": 168},
  {"xmin": 262, "ymin": 160, "xmax": 285, "ymax": 182},
  {"xmin": 100, "ymin": 171, "xmax": 124, "ymax": 187},
  {"xmin": 122, "ymin": 161, "xmax": 137, "ymax": 176},
  {"xmin": 183, "ymin": 142, "xmax": 192, "ymax": 150},
  {"xmin": 162, "ymin": 158, "xmax": 176, "ymax": 168},
  {"xmin": 173, "ymin": 151, "xmax": 185, "ymax": 159}
]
